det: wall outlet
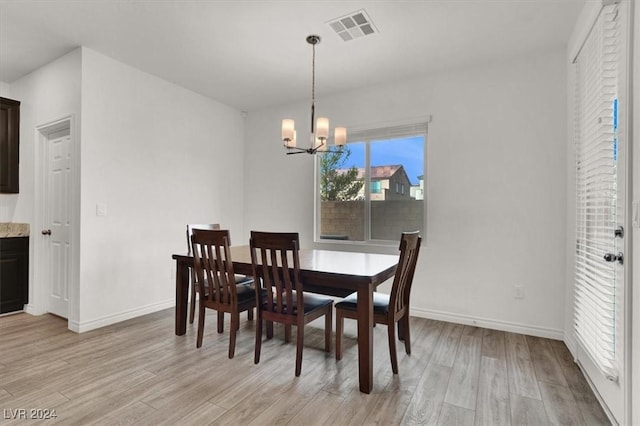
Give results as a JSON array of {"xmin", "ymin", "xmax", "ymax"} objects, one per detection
[
  {"xmin": 96, "ymin": 203, "xmax": 107, "ymax": 217},
  {"xmin": 514, "ymin": 285, "xmax": 524, "ymax": 299}
]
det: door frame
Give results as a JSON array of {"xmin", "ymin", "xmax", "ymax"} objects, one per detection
[{"xmin": 32, "ymin": 115, "xmax": 80, "ymax": 331}]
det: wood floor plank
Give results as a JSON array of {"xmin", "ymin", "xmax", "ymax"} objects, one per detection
[
  {"xmin": 413, "ymin": 318, "xmax": 445, "ymax": 357},
  {"xmin": 438, "ymin": 402, "xmax": 475, "ymax": 426},
  {"xmin": 431, "ymin": 322, "xmax": 464, "ymax": 367},
  {"xmin": 51, "ymin": 376, "xmax": 171, "ymax": 424},
  {"xmin": 0, "ymin": 339, "xmax": 50, "ymax": 365},
  {"xmin": 482, "ymin": 328, "xmax": 506, "ymax": 360},
  {"xmin": 245, "ymin": 388, "xmax": 318, "ymax": 425},
  {"xmin": 208, "ymin": 381, "xmax": 289, "ymax": 425},
  {"xmin": 402, "ymin": 363, "xmax": 452, "ymax": 425},
  {"xmin": 287, "ymin": 390, "xmax": 344, "ymax": 425},
  {"xmin": 504, "ymin": 332, "xmax": 541, "ymax": 400},
  {"xmin": 444, "ymin": 334, "xmax": 482, "ymax": 410},
  {"xmin": 57, "ymin": 364, "xmax": 157, "ymax": 401},
  {"xmin": 0, "ymin": 387, "xmax": 11, "ymax": 402},
  {"xmin": 363, "ymin": 385, "xmax": 414, "ymax": 425},
  {"xmin": 525, "ymin": 335, "xmax": 568, "ymax": 387},
  {"xmin": 538, "ymin": 381, "xmax": 585, "ymax": 426},
  {"xmin": 463, "ymin": 325, "xmax": 485, "ymax": 338},
  {"xmin": 161, "ymin": 401, "xmax": 227, "ymax": 426},
  {"xmin": 321, "ymin": 356, "xmax": 361, "ymax": 397},
  {"xmin": 323, "ymin": 387, "xmax": 385, "ymax": 425},
  {"xmin": 140, "ymin": 398, "xmax": 227, "ymax": 425},
  {"xmin": 87, "ymin": 400, "xmax": 157, "ymax": 426},
  {"xmin": 142, "ymin": 372, "xmax": 224, "ymax": 411},
  {"xmin": 475, "ymin": 356, "xmax": 510, "ymax": 426},
  {"xmin": 1, "ymin": 359, "xmax": 72, "ymax": 397},
  {"xmin": 510, "ymin": 394, "xmax": 549, "ymax": 425}
]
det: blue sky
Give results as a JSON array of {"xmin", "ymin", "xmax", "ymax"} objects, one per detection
[{"xmin": 341, "ymin": 136, "xmax": 424, "ymax": 185}]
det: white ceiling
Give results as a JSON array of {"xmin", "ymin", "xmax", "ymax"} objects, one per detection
[{"xmin": 0, "ymin": 0, "xmax": 585, "ymax": 111}]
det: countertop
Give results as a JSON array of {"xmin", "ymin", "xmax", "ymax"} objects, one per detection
[{"xmin": 0, "ymin": 223, "xmax": 29, "ymax": 238}]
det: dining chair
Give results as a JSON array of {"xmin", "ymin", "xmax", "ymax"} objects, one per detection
[
  {"xmin": 250, "ymin": 231, "xmax": 333, "ymax": 376},
  {"xmin": 187, "ymin": 224, "xmax": 253, "ymax": 324},
  {"xmin": 335, "ymin": 231, "xmax": 421, "ymax": 374},
  {"xmin": 187, "ymin": 223, "xmax": 220, "ymax": 324},
  {"xmin": 191, "ymin": 229, "xmax": 257, "ymax": 358}
]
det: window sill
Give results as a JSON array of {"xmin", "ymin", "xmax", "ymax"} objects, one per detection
[{"xmin": 312, "ymin": 237, "xmax": 400, "ymax": 255}]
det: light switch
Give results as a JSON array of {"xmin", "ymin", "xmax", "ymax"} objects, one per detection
[{"xmin": 96, "ymin": 203, "xmax": 107, "ymax": 217}]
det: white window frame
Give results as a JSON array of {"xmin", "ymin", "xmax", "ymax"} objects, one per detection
[{"xmin": 314, "ymin": 120, "xmax": 429, "ymax": 246}]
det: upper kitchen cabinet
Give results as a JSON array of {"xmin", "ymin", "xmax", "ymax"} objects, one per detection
[{"xmin": 0, "ymin": 97, "xmax": 20, "ymax": 193}]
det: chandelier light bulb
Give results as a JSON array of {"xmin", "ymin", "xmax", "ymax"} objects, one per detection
[
  {"xmin": 316, "ymin": 117, "xmax": 329, "ymax": 140},
  {"xmin": 282, "ymin": 119, "xmax": 295, "ymax": 142},
  {"xmin": 335, "ymin": 127, "xmax": 347, "ymax": 146}
]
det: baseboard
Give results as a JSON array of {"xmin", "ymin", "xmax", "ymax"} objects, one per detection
[
  {"xmin": 69, "ymin": 299, "xmax": 175, "ymax": 333},
  {"xmin": 411, "ymin": 307, "xmax": 564, "ymax": 340},
  {"xmin": 563, "ymin": 332, "xmax": 578, "ymax": 356},
  {"xmin": 24, "ymin": 303, "xmax": 44, "ymax": 315}
]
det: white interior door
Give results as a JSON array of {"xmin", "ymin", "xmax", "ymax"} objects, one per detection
[
  {"xmin": 44, "ymin": 127, "xmax": 72, "ymax": 318},
  {"xmin": 573, "ymin": 2, "xmax": 629, "ymax": 423}
]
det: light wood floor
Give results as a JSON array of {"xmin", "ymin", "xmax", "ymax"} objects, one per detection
[{"xmin": 0, "ymin": 308, "xmax": 609, "ymax": 425}]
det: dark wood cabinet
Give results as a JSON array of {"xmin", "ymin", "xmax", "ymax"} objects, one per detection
[
  {"xmin": 0, "ymin": 97, "xmax": 20, "ymax": 193},
  {"xmin": 0, "ymin": 237, "xmax": 29, "ymax": 314}
]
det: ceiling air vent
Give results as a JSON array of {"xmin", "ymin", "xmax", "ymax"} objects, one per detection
[{"xmin": 327, "ymin": 9, "xmax": 378, "ymax": 42}]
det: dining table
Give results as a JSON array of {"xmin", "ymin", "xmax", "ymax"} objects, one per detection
[{"xmin": 172, "ymin": 245, "xmax": 399, "ymax": 394}]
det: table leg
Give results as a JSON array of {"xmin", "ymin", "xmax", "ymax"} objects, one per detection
[
  {"xmin": 357, "ymin": 284, "xmax": 374, "ymax": 393},
  {"xmin": 175, "ymin": 259, "xmax": 189, "ymax": 335}
]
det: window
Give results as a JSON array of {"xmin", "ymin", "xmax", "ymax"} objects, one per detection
[{"xmin": 317, "ymin": 122, "xmax": 426, "ymax": 243}]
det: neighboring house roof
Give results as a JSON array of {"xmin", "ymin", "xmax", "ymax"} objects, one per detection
[
  {"xmin": 337, "ymin": 165, "xmax": 405, "ymax": 180},
  {"xmin": 369, "ymin": 165, "xmax": 404, "ymax": 180}
]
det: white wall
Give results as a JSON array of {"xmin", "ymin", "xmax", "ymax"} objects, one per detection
[
  {"xmin": 5, "ymin": 49, "xmax": 82, "ymax": 322},
  {"xmin": 77, "ymin": 48, "xmax": 246, "ymax": 331},
  {"xmin": 245, "ymin": 49, "xmax": 568, "ymax": 338},
  {"xmin": 0, "ymin": 81, "xmax": 11, "ymax": 97}
]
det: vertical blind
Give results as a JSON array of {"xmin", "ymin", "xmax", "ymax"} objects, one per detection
[{"xmin": 573, "ymin": 2, "xmax": 619, "ymax": 381}]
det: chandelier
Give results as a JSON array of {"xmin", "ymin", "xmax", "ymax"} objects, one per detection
[{"xmin": 282, "ymin": 35, "xmax": 346, "ymax": 155}]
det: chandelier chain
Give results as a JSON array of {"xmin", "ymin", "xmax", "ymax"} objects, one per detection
[{"xmin": 311, "ymin": 42, "xmax": 316, "ymax": 105}]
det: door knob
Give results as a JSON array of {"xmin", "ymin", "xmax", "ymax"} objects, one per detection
[
  {"xmin": 603, "ymin": 252, "xmax": 623, "ymax": 265},
  {"xmin": 41, "ymin": 229, "xmax": 51, "ymax": 235},
  {"xmin": 614, "ymin": 226, "xmax": 624, "ymax": 238}
]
